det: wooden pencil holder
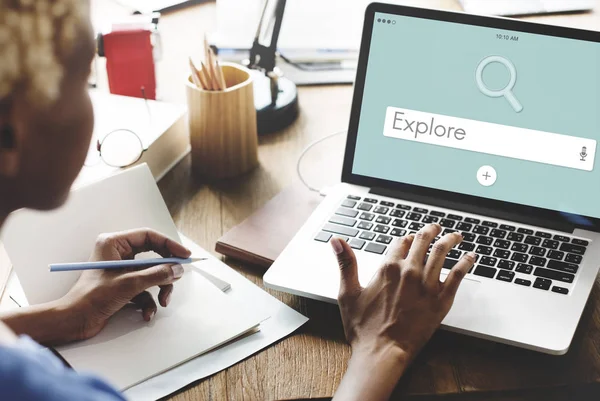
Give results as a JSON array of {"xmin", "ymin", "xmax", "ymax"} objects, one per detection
[{"xmin": 186, "ymin": 62, "xmax": 259, "ymax": 179}]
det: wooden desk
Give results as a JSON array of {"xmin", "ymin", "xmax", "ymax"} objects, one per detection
[{"xmin": 96, "ymin": 1, "xmax": 600, "ymax": 399}]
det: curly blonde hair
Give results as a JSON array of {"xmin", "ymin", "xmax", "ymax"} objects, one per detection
[{"xmin": 0, "ymin": 0, "xmax": 90, "ymax": 107}]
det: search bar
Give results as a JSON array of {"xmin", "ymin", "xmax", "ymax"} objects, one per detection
[{"xmin": 383, "ymin": 107, "xmax": 596, "ymax": 171}]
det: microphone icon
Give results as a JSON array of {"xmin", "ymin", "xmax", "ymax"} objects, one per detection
[{"xmin": 580, "ymin": 146, "xmax": 588, "ymax": 162}]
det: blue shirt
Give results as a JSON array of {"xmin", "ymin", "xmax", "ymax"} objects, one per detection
[{"xmin": 0, "ymin": 336, "xmax": 126, "ymax": 401}]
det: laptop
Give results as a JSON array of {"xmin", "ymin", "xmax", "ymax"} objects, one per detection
[
  {"xmin": 264, "ymin": 2, "xmax": 600, "ymax": 355},
  {"xmin": 459, "ymin": 0, "xmax": 594, "ymax": 17}
]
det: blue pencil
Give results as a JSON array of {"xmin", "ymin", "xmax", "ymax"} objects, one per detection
[{"xmin": 49, "ymin": 257, "xmax": 207, "ymax": 272}]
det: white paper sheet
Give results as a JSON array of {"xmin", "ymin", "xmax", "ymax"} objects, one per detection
[
  {"xmin": 58, "ymin": 265, "xmax": 265, "ymax": 390},
  {"xmin": 1, "ymin": 165, "xmax": 180, "ymax": 305},
  {"xmin": 124, "ymin": 234, "xmax": 309, "ymax": 401}
]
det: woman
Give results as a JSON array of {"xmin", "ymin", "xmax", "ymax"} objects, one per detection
[{"xmin": 0, "ymin": 1, "xmax": 475, "ymax": 400}]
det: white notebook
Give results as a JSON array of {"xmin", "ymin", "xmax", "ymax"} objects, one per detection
[{"xmin": 1, "ymin": 164, "xmax": 267, "ymax": 390}]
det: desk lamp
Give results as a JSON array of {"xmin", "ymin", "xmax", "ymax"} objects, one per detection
[{"xmin": 246, "ymin": 0, "xmax": 299, "ymax": 134}]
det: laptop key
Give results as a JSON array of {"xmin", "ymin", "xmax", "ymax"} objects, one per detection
[
  {"xmin": 422, "ymin": 215, "xmax": 439, "ymax": 223},
  {"xmin": 496, "ymin": 270, "xmax": 515, "ymax": 282},
  {"xmin": 511, "ymin": 252, "xmax": 528, "ymax": 262},
  {"xmin": 533, "ymin": 278, "xmax": 552, "ymax": 290},
  {"xmin": 474, "ymin": 265, "xmax": 497, "ymax": 278},
  {"xmin": 473, "ymin": 226, "xmax": 489, "ymax": 235},
  {"xmin": 493, "ymin": 249, "xmax": 510, "ymax": 259},
  {"xmin": 517, "ymin": 228, "xmax": 534, "ymax": 235},
  {"xmin": 365, "ymin": 242, "xmax": 386, "ymax": 254},
  {"xmin": 390, "ymin": 209, "xmax": 405, "ymax": 218},
  {"xmin": 332, "ymin": 235, "xmax": 349, "ymax": 242},
  {"xmin": 499, "ymin": 224, "xmax": 516, "ymax": 231},
  {"xmin": 374, "ymin": 224, "xmax": 390, "ymax": 234},
  {"xmin": 524, "ymin": 236, "xmax": 541, "ymax": 246},
  {"xmin": 552, "ymin": 286, "xmax": 569, "ymax": 295},
  {"xmin": 511, "ymin": 243, "xmax": 528, "ymax": 253},
  {"xmin": 448, "ymin": 249, "xmax": 462, "ymax": 259},
  {"xmin": 476, "ymin": 235, "xmax": 493, "ymax": 245},
  {"xmin": 462, "ymin": 232, "xmax": 476, "ymax": 242},
  {"xmin": 341, "ymin": 199, "xmax": 357, "ymax": 208},
  {"xmin": 357, "ymin": 203, "xmax": 373, "ymax": 211},
  {"xmin": 516, "ymin": 263, "xmax": 533, "ymax": 274},
  {"xmin": 406, "ymin": 213, "xmax": 422, "ymax": 221},
  {"xmin": 323, "ymin": 223, "xmax": 358, "ymax": 237},
  {"xmin": 498, "ymin": 260, "xmax": 515, "ymax": 270},
  {"xmin": 572, "ymin": 238, "xmax": 589, "ymax": 246},
  {"xmin": 447, "ymin": 214, "xmax": 463, "ymax": 221},
  {"xmin": 565, "ymin": 253, "xmax": 582, "ymax": 264},
  {"xmin": 534, "ymin": 267, "xmax": 574, "ymax": 283},
  {"xmin": 373, "ymin": 206, "xmax": 389, "ymax": 215},
  {"xmin": 359, "ymin": 231, "xmax": 376, "ymax": 241},
  {"xmin": 430, "ymin": 211, "xmax": 445, "ymax": 217},
  {"xmin": 347, "ymin": 195, "xmax": 361, "ymax": 200},
  {"xmin": 482, "ymin": 221, "xmax": 498, "ymax": 228},
  {"xmin": 329, "ymin": 215, "xmax": 357, "ymax": 227},
  {"xmin": 465, "ymin": 217, "xmax": 480, "ymax": 224},
  {"xmin": 409, "ymin": 222, "xmax": 425, "ymax": 231},
  {"xmin": 375, "ymin": 216, "xmax": 391, "ymax": 224},
  {"xmin": 380, "ymin": 201, "xmax": 394, "ymax": 207},
  {"xmin": 390, "ymin": 228, "xmax": 406, "ymax": 237},
  {"xmin": 458, "ymin": 242, "xmax": 475, "ymax": 251},
  {"xmin": 547, "ymin": 260, "xmax": 578, "ymax": 274},
  {"xmin": 529, "ymin": 256, "xmax": 547, "ymax": 266},
  {"xmin": 494, "ymin": 239, "xmax": 510, "ymax": 249},
  {"xmin": 507, "ymin": 232, "xmax": 524, "ymax": 242},
  {"xmin": 515, "ymin": 278, "xmax": 532, "ymax": 287},
  {"xmin": 376, "ymin": 235, "xmax": 393, "ymax": 244},
  {"xmin": 314, "ymin": 231, "xmax": 332, "ymax": 243},
  {"xmin": 547, "ymin": 250, "xmax": 564, "ymax": 260},
  {"xmin": 396, "ymin": 204, "xmax": 411, "ymax": 210},
  {"xmin": 542, "ymin": 239, "xmax": 559, "ymax": 249},
  {"xmin": 456, "ymin": 222, "xmax": 472, "ymax": 231},
  {"xmin": 349, "ymin": 238, "xmax": 366, "ymax": 250},
  {"xmin": 553, "ymin": 235, "xmax": 570, "ymax": 242},
  {"xmin": 529, "ymin": 246, "xmax": 546, "ymax": 257},
  {"xmin": 490, "ymin": 229, "xmax": 507, "ymax": 239},
  {"xmin": 559, "ymin": 243, "xmax": 586, "ymax": 255},
  {"xmin": 392, "ymin": 219, "xmax": 408, "ymax": 227},
  {"xmin": 364, "ymin": 198, "xmax": 378, "ymax": 203},
  {"xmin": 336, "ymin": 207, "xmax": 358, "ymax": 218},
  {"xmin": 413, "ymin": 207, "xmax": 428, "ymax": 214},
  {"xmin": 359, "ymin": 212, "xmax": 375, "ymax": 221},
  {"xmin": 357, "ymin": 221, "xmax": 373, "ymax": 230},
  {"xmin": 441, "ymin": 258, "xmax": 459, "ymax": 269},
  {"xmin": 480, "ymin": 256, "xmax": 497, "ymax": 267},
  {"xmin": 535, "ymin": 231, "xmax": 552, "ymax": 238},
  {"xmin": 439, "ymin": 219, "xmax": 456, "ymax": 228},
  {"xmin": 442, "ymin": 229, "xmax": 457, "ymax": 236},
  {"xmin": 475, "ymin": 245, "xmax": 493, "ymax": 255}
]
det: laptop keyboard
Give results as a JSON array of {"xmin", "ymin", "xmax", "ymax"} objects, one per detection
[{"xmin": 314, "ymin": 194, "xmax": 591, "ymax": 296}]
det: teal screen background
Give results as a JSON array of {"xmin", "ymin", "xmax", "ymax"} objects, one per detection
[{"xmin": 352, "ymin": 12, "xmax": 600, "ymax": 219}]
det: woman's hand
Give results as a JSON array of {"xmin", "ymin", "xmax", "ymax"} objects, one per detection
[
  {"xmin": 0, "ymin": 228, "xmax": 191, "ymax": 346},
  {"xmin": 61, "ymin": 228, "xmax": 192, "ymax": 341},
  {"xmin": 332, "ymin": 223, "xmax": 476, "ymax": 401}
]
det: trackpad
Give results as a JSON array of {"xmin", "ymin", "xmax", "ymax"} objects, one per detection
[{"xmin": 443, "ymin": 277, "xmax": 482, "ymax": 326}]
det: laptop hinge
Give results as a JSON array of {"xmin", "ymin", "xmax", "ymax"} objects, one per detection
[{"xmin": 370, "ymin": 187, "xmax": 575, "ymax": 233}]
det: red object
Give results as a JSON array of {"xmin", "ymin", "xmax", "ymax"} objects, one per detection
[{"xmin": 102, "ymin": 29, "xmax": 157, "ymax": 100}]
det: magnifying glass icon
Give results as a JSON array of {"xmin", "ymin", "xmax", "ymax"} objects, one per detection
[{"xmin": 475, "ymin": 55, "xmax": 523, "ymax": 113}]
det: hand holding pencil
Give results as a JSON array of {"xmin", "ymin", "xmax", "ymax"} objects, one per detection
[{"xmin": 189, "ymin": 35, "xmax": 227, "ymax": 91}]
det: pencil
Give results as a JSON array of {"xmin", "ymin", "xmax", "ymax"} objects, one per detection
[
  {"xmin": 200, "ymin": 61, "xmax": 214, "ymax": 91},
  {"xmin": 188, "ymin": 57, "xmax": 204, "ymax": 89},
  {"xmin": 215, "ymin": 59, "xmax": 227, "ymax": 90},
  {"xmin": 206, "ymin": 47, "xmax": 221, "ymax": 90},
  {"xmin": 49, "ymin": 257, "xmax": 207, "ymax": 272}
]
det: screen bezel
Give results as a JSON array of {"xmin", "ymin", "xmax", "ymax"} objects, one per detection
[{"xmin": 342, "ymin": 2, "xmax": 600, "ymax": 231}]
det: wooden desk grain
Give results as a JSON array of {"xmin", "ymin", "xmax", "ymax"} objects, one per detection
[{"xmin": 92, "ymin": 1, "xmax": 600, "ymax": 400}]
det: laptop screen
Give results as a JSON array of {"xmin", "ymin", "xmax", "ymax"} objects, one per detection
[{"xmin": 351, "ymin": 11, "xmax": 600, "ymax": 220}]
